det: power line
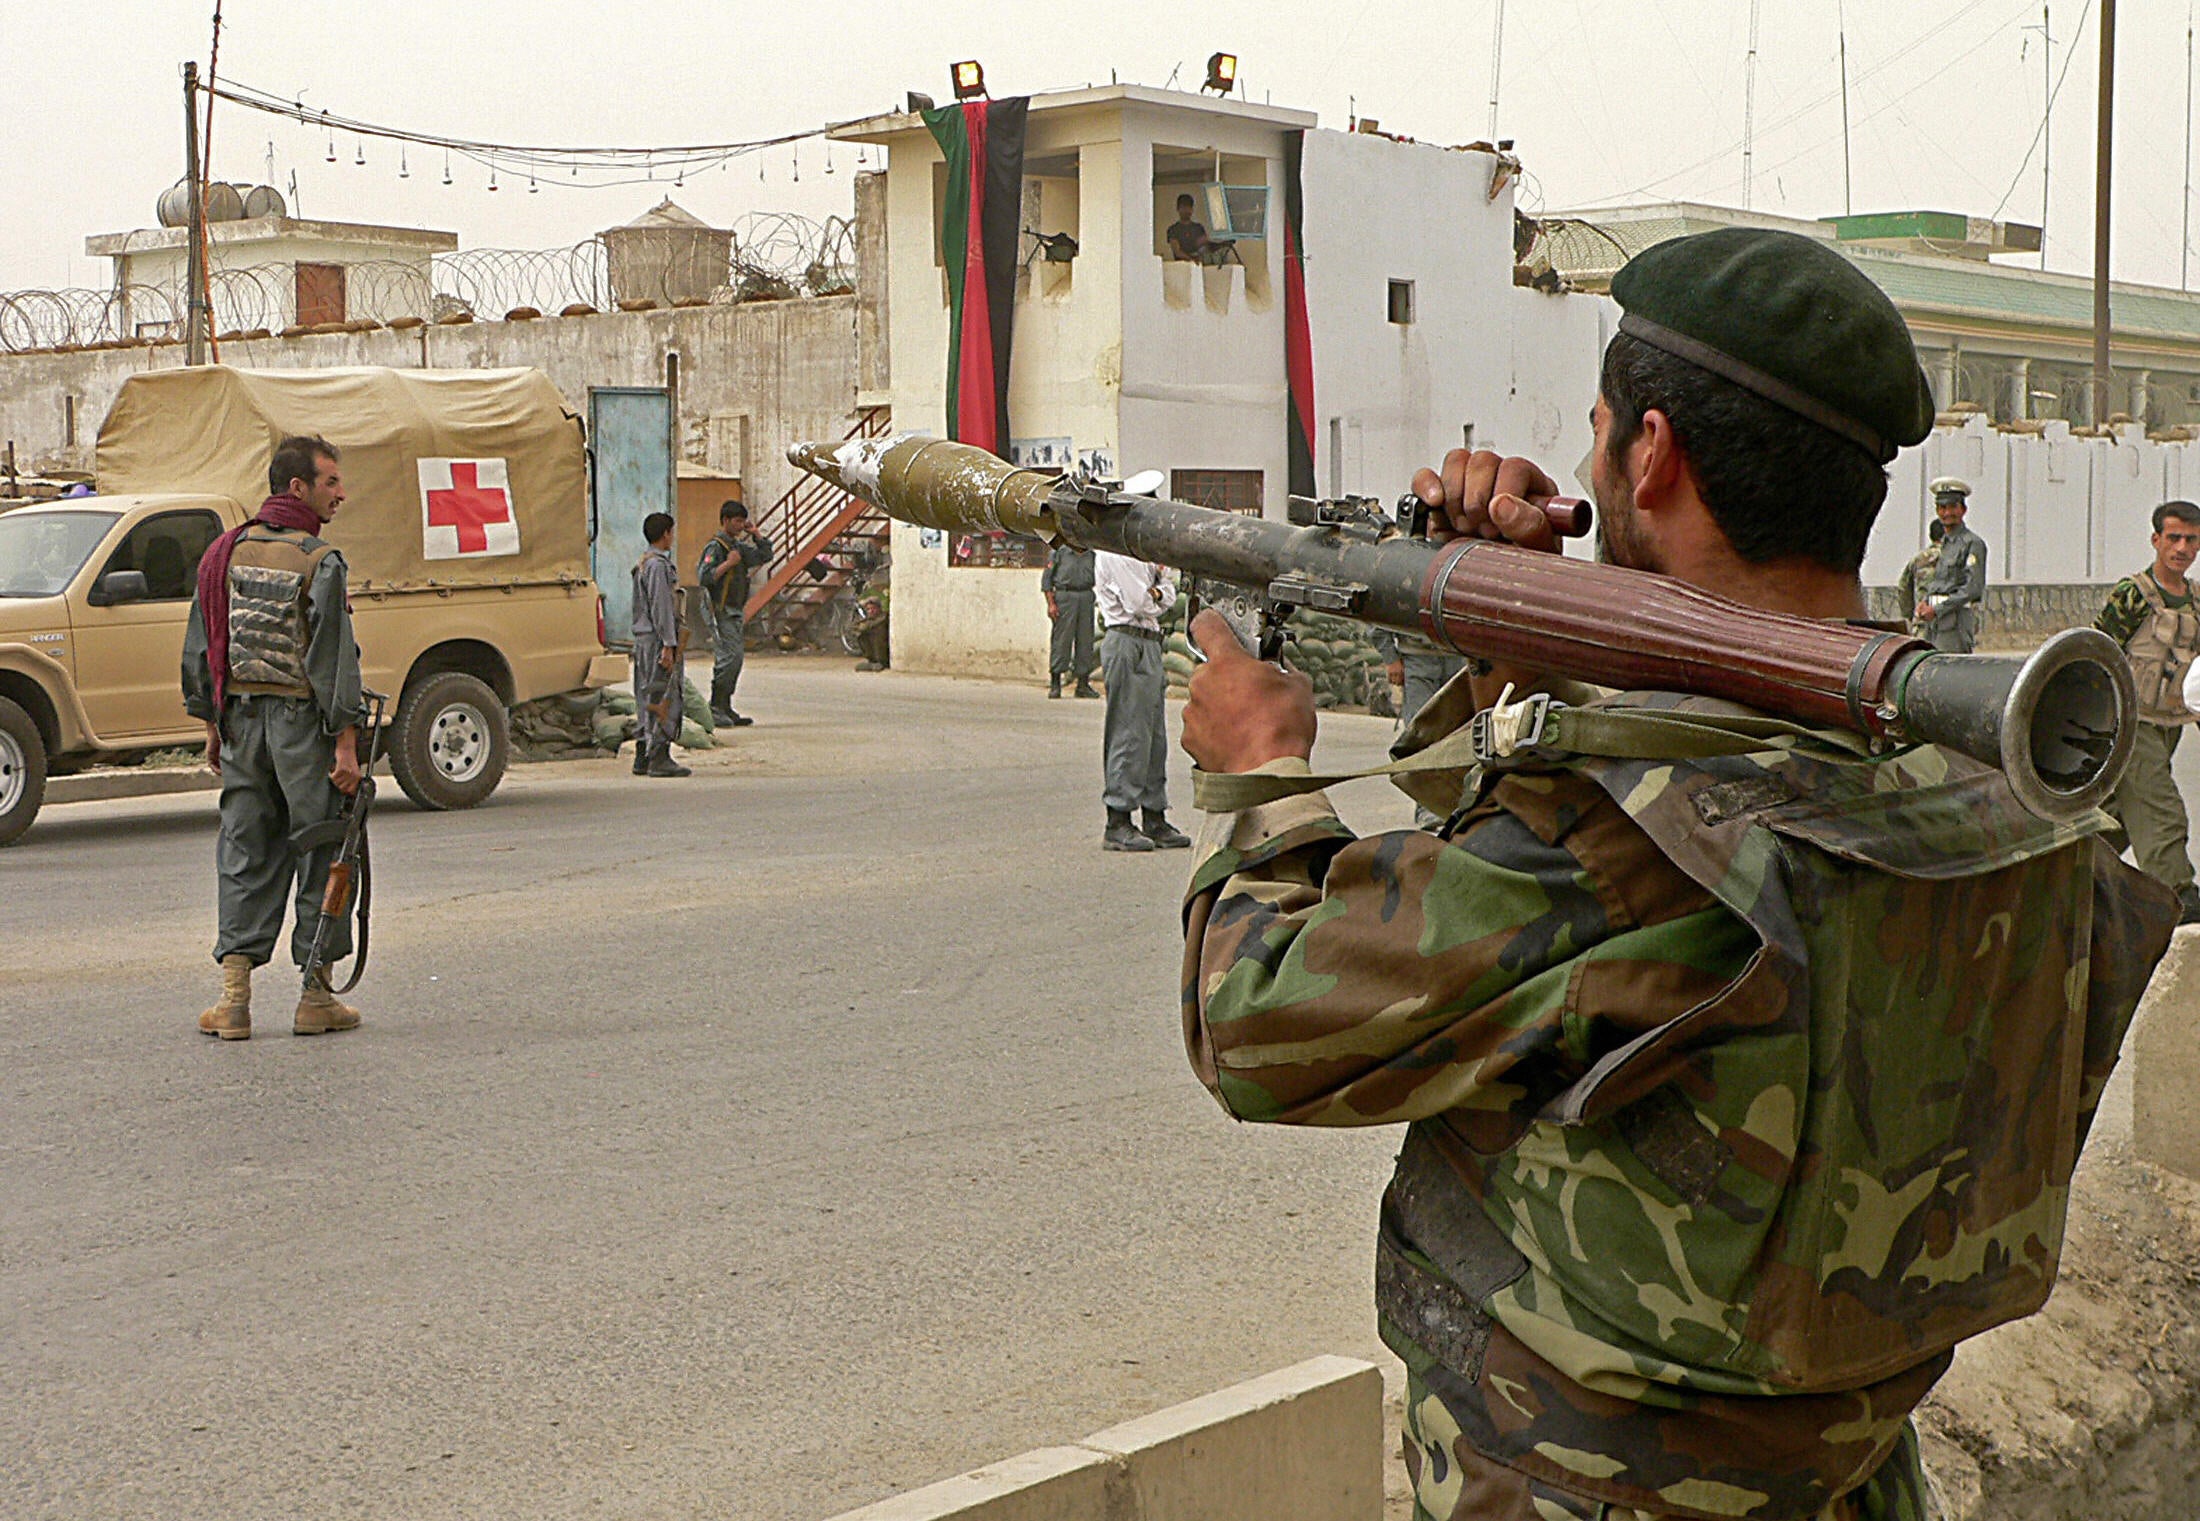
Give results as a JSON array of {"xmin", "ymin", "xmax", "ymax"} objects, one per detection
[
  {"xmin": 1988, "ymin": 0, "xmax": 2095, "ymax": 222},
  {"xmin": 1576, "ymin": 0, "xmax": 2021, "ymax": 207},
  {"xmin": 1674, "ymin": 7, "xmax": 2042, "ymax": 210}
]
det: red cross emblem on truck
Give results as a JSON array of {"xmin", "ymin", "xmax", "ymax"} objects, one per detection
[
  {"xmin": 417, "ymin": 457, "xmax": 520, "ymax": 559},
  {"xmin": 426, "ymin": 462, "xmax": 510, "ymax": 552}
]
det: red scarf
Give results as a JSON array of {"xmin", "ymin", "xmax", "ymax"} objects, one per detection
[{"xmin": 196, "ymin": 493, "xmax": 327, "ymax": 708}]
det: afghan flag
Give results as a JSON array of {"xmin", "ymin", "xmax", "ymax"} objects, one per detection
[
  {"xmin": 923, "ymin": 97, "xmax": 1028, "ymax": 453},
  {"xmin": 1282, "ymin": 129, "xmax": 1317, "ymax": 498}
]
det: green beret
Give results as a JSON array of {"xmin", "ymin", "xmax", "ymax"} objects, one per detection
[{"xmin": 1610, "ymin": 227, "xmax": 1933, "ymax": 463}]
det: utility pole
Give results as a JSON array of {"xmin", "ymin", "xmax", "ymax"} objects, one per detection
[
  {"xmin": 1744, "ymin": 0, "xmax": 1761, "ymax": 210},
  {"xmin": 183, "ymin": 61, "xmax": 208, "ymax": 366},
  {"xmin": 2185, "ymin": 3, "xmax": 2194, "ymax": 289},
  {"xmin": 2092, "ymin": 0, "xmax": 2116, "ymax": 424}
]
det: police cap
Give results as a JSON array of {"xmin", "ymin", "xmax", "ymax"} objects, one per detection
[
  {"xmin": 1610, "ymin": 227, "xmax": 1934, "ymax": 464},
  {"xmin": 1929, "ymin": 476, "xmax": 1971, "ymax": 501}
]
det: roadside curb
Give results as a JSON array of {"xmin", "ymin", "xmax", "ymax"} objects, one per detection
[
  {"xmin": 820, "ymin": 1355, "xmax": 1385, "ymax": 1521},
  {"xmin": 45, "ymin": 766, "xmax": 219, "ymax": 805}
]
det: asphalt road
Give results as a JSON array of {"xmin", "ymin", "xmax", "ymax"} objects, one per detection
[{"xmin": 2, "ymin": 657, "xmax": 1415, "ymax": 1521}]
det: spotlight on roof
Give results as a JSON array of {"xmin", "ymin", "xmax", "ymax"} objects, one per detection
[
  {"xmin": 952, "ymin": 60, "xmax": 987, "ymax": 100},
  {"xmin": 1203, "ymin": 52, "xmax": 1238, "ymax": 95}
]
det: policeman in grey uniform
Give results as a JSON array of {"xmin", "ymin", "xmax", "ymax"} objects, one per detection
[
  {"xmin": 183, "ymin": 434, "xmax": 367, "ymax": 1040},
  {"xmin": 696, "ymin": 500, "xmax": 772, "ymax": 727},
  {"xmin": 1913, "ymin": 476, "xmax": 1989, "ymax": 652},
  {"xmin": 1041, "ymin": 541, "xmax": 1098, "ymax": 699},
  {"xmin": 632, "ymin": 511, "xmax": 690, "ymax": 778}
]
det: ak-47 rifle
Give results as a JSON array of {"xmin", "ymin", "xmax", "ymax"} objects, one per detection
[
  {"xmin": 646, "ymin": 631, "xmax": 690, "ymax": 728},
  {"xmin": 296, "ymin": 690, "xmax": 388, "ymax": 996},
  {"xmin": 786, "ymin": 433, "xmax": 2138, "ymax": 821}
]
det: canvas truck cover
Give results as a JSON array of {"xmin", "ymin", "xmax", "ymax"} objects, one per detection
[{"xmin": 95, "ymin": 366, "xmax": 590, "ymax": 590}]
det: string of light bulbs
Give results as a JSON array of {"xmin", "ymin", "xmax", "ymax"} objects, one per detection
[{"xmin": 203, "ymin": 77, "xmax": 863, "ymax": 191}]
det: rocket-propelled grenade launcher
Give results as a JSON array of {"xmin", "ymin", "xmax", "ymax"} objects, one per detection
[{"xmin": 788, "ymin": 432, "xmax": 2136, "ymax": 820}]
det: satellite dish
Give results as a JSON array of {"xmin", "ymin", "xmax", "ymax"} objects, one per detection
[{"xmin": 1121, "ymin": 469, "xmax": 1165, "ymax": 498}]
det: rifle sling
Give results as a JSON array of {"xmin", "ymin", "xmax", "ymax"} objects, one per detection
[
  {"xmin": 330, "ymin": 828, "xmax": 370, "ymax": 995},
  {"xmin": 1190, "ymin": 702, "xmax": 1873, "ymax": 813}
]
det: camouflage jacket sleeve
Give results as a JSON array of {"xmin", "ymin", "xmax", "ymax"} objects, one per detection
[
  {"xmin": 2095, "ymin": 576, "xmax": 2148, "ymax": 648},
  {"xmin": 1181, "ymin": 761, "xmax": 1758, "ymax": 1129}
]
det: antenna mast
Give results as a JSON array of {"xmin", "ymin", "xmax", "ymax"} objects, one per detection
[
  {"xmin": 1744, "ymin": 0, "xmax": 1761, "ymax": 210},
  {"xmin": 2022, "ymin": 5, "xmax": 2056, "ymax": 267},
  {"xmin": 1487, "ymin": 0, "xmax": 1506, "ymax": 141},
  {"xmin": 1838, "ymin": 1, "xmax": 1853, "ymax": 214}
]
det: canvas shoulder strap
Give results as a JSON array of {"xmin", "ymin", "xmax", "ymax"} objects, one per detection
[{"xmin": 1190, "ymin": 686, "xmax": 1873, "ymax": 813}]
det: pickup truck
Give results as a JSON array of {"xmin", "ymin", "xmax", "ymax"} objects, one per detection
[{"xmin": 0, "ymin": 365, "xmax": 621, "ymax": 845}]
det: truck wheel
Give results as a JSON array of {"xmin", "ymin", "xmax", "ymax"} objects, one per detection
[
  {"xmin": 387, "ymin": 671, "xmax": 508, "ymax": 811},
  {"xmin": 0, "ymin": 696, "xmax": 48, "ymax": 847}
]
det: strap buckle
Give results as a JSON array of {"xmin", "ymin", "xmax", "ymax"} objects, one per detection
[{"xmin": 1468, "ymin": 684, "xmax": 1555, "ymax": 763}]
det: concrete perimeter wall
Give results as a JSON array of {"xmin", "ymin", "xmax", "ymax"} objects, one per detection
[
  {"xmin": 0, "ymin": 297, "xmax": 862, "ymax": 519},
  {"xmin": 1872, "ymin": 413, "xmax": 2200, "ymax": 589}
]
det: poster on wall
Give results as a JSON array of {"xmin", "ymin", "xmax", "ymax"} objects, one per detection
[
  {"xmin": 948, "ymin": 437, "xmax": 1064, "ymax": 569},
  {"xmin": 1009, "ymin": 437, "xmax": 1072, "ymax": 471}
]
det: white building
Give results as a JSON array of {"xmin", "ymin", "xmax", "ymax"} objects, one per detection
[
  {"xmin": 88, "ymin": 213, "xmax": 457, "ymax": 337},
  {"xmin": 833, "ymin": 87, "xmax": 1603, "ymax": 679},
  {"xmin": 1536, "ymin": 201, "xmax": 2200, "ymax": 432}
]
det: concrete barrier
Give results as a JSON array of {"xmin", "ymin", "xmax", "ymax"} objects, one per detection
[
  {"xmin": 2133, "ymin": 928, "xmax": 2200, "ymax": 1181},
  {"xmin": 821, "ymin": 1355, "xmax": 1385, "ymax": 1521},
  {"xmin": 44, "ymin": 765, "xmax": 219, "ymax": 805}
]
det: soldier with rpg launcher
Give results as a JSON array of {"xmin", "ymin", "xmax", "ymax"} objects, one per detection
[{"xmin": 788, "ymin": 228, "xmax": 2179, "ymax": 1521}]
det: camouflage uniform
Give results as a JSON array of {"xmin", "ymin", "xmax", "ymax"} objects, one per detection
[
  {"xmin": 1892, "ymin": 534, "xmax": 1943, "ymax": 641},
  {"xmin": 1182, "ymin": 685, "xmax": 2177, "ymax": 1521},
  {"xmin": 2096, "ymin": 572, "xmax": 2200, "ymax": 900}
]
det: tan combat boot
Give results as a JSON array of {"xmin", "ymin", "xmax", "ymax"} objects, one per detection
[
  {"xmin": 294, "ymin": 972, "xmax": 362, "ymax": 1037},
  {"xmin": 198, "ymin": 954, "xmax": 253, "ymax": 1041}
]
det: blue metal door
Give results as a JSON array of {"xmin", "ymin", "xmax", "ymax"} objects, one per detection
[{"xmin": 589, "ymin": 386, "xmax": 675, "ymax": 646}]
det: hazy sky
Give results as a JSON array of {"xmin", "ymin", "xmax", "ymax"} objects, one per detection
[{"xmin": 6, "ymin": 0, "xmax": 2198, "ymax": 293}]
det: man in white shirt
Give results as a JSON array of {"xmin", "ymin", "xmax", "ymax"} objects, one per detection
[{"xmin": 1093, "ymin": 550, "xmax": 1191, "ymax": 852}]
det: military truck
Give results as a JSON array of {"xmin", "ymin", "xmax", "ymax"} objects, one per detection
[{"xmin": 0, "ymin": 365, "xmax": 622, "ymax": 845}]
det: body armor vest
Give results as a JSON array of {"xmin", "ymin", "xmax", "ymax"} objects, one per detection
[
  {"xmin": 226, "ymin": 526, "xmax": 333, "ymax": 698},
  {"xmin": 2124, "ymin": 571, "xmax": 2200, "ymax": 725},
  {"xmin": 1377, "ymin": 695, "xmax": 2165, "ymax": 1520}
]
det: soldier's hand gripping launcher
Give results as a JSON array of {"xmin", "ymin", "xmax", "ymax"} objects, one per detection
[{"xmin": 787, "ymin": 433, "xmax": 2136, "ymax": 821}]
